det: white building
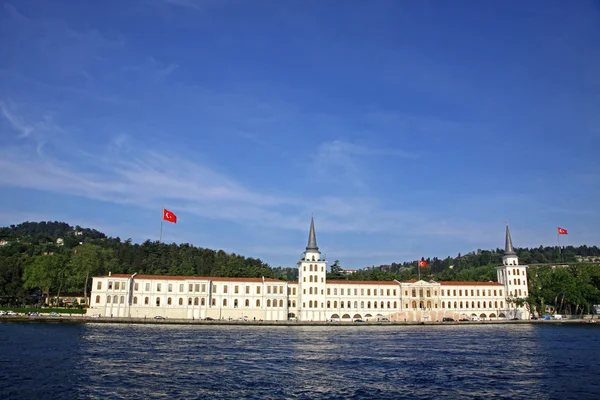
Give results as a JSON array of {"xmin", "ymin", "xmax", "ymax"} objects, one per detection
[{"xmin": 86, "ymin": 218, "xmax": 530, "ymax": 321}]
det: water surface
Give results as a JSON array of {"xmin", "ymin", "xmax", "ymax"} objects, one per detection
[{"xmin": 1, "ymin": 322, "xmax": 599, "ymax": 399}]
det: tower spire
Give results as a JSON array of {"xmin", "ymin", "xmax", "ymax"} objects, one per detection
[
  {"xmin": 504, "ymin": 221, "xmax": 516, "ymax": 255},
  {"xmin": 306, "ymin": 214, "xmax": 319, "ymax": 252}
]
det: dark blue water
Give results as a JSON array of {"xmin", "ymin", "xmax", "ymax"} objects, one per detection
[{"xmin": 1, "ymin": 322, "xmax": 599, "ymax": 399}]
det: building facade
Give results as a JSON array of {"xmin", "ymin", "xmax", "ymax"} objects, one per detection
[{"xmin": 86, "ymin": 218, "xmax": 530, "ymax": 321}]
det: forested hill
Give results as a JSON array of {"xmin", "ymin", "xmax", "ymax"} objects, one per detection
[{"xmin": 0, "ymin": 221, "xmax": 274, "ymax": 300}]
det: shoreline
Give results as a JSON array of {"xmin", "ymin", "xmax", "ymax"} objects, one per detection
[{"xmin": 1, "ymin": 315, "xmax": 598, "ymax": 326}]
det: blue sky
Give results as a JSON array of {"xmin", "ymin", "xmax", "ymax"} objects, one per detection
[{"xmin": 1, "ymin": 0, "xmax": 599, "ymax": 269}]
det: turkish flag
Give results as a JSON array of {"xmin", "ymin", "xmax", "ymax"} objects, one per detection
[
  {"xmin": 163, "ymin": 208, "xmax": 177, "ymax": 223},
  {"xmin": 558, "ymin": 227, "xmax": 568, "ymax": 235},
  {"xmin": 418, "ymin": 260, "xmax": 428, "ymax": 267}
]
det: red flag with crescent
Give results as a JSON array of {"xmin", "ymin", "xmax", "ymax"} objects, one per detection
[
  {"xmin": 558, "ymin": 227, "xmax": 567, "ymax": 235},
  {"xmin": 418, "ymin": 260, "xmax": 428, "ymax": 267},
  {"xmin": 163, "ymin": 208, "xmax": 177, "ymax": 223}
]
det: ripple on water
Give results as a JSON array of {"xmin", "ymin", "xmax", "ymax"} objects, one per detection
[{"xmin": 1, "ymin": 323, "xmax": 600, "ymax": 399}]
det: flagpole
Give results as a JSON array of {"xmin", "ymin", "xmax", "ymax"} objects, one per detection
[
  {"xmin": 557, "ymin": 229, "xmax": 560, "ymax": 263},
  {"xmin": 418, "ymin": 261, "xmax": 421, "ymax": 281},
  {"xmin": 159, "ymin": 207, "xmax": 163, "ymax": 243}
]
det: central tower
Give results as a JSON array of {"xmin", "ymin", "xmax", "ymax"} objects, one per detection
[
  {"xmin": 297, "ymin": 216, "xmax": 328, "ymax": 321},
  {"xmin": 497, "ymin": 222, "xmax": 530, "ymax": 319}
]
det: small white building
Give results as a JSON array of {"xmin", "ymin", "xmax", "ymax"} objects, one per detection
[{"xmin": 86, "ymin": 218, "xmax": 530, "ymax": 321}]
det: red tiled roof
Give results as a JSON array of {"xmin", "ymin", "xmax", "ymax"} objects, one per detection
[
  {"xmin": 439, "ymin": 281, "xmax": 503, "ymax": 286},
  {"xmin": 104, "ymin": 274, "xmax": 283, "ymax": 283}
]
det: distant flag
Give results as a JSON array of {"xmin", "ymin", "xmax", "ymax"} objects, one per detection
[
  {"xmin": 418, "ymin": 260, "xmax": 428, "ymax": 267},
  {"xmin": 558, "ymin": 227, "xmax": 568, "ymax": 235},
  {"xmin": 163, "ymin": 208, "xmax": 177, "ymax": 224}
]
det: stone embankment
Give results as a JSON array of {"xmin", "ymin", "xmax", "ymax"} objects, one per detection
[{"xmin": 1, "ymin": 315, "xmax": 598, "ymax": 326}]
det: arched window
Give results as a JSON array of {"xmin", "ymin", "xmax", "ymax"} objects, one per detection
[
  {"xmin": 361, "ymin": 301, "xmax": 364, "ymax": 308},
  {"xmin": 393, "ymin": 301, "xmax": 397, "ymax": 308},
  {"xmin": 347, "ymin": 301, "xmax": 351, "ymax": 308},
  {"xmin": 477, "ymin": 301, "xmax": 481, "ymax": 308},
  {"xmin": 367, "ymin": 301, "xmax": 371, "ymax": 309},
  {"xmin": 412, "ymin": 289, "xmax": 416, "ymax": 297},
  {"xmin": 156, "ymin": 298, "xmax": 160, "ymax": 306},
  {"xmin": 107, "ymin": 295, "xmax": 111, "ymax": 304},
  {"xmin": 373, "ymin": 301, "xmax": 377, "ymax": 309},
  {"xmin": 453, "ymin": 301, "xmax": 457, "ymax": 308},
  {"xmin": 427, "ymin": 301, "xmax": 431, "ymax": 309},
  {"xmin": 412, "ymin": 300, "xmax": 417, "ymax": 309},
  {"xmin": 245, "ymin": 299, "xmax": 249, "ymax": 307},
  {"xmin": 308, "ymin": 300, "xmax": 312, "ymax": 308},
  {"xmin": 334, "ymin": 301, "xmax": 338, "ymax": 308},
  {"xmin": 145, "ymin": 297, "xmax": 149, "ymax": 305},
  {"xmin": 303, "ymin": 266, "xmax": 306, "ymax": 271},
  {"xmin": 120, "ymin": 296, "xmax": 125, "ymax": 304},
  {"xmin": 387, "ymin": 301, "xmax": 391, "ymax": 309},
  {"xmin": 272, "ymin": 300, "xmax": 276, "ymax": 308},
  {"xmin": 419, "ymin": 289, "xmax": 423, "ymax": 297},
  {"xmin": 234, "ymin": 299, "xmax": 239, "ymax": 308},
  {"xmin": 494, "ymin": 301, "xmax": 498, "ymax": 308},
  {"xmin": 309, "ymin": 287, "xmax": 313, "ymax": 294},
  {"xmin": 309, "ymin": 264, "xmax": 313, "ymax": 271},
  {"xmin": 292, "ymin": 301, "xmax": 296, "ymax": 307},
  {"xmin": 256, "ymin": 299, "xmax": 261, "ymax": 307},
  {"xmin": 188, "ymin": 297, "xmax": 192, "ymax": 305},
  {"xmin": 472, "ymin": 301, "xmax": 475, "ymax": 308},
  {"xmin": 309, "ymin": 275, "xmax": 313, "ymax": 282},
  {"xmin": 95, "ymin": 295, "xmax": 101, "ymax": 304},
  {"xmin": 179, "ymin": 298, "xmax": 183, "ymax": 305},
  {"xmin": 460, "ymin": 301, "xmax": 463, "ymax": 308},
  {"xmin": 354, "ymin": 301, "xmax": 358, "ymax": 308},
  {"xmin": 167, "ymin": 297, "xmax": 172, "ymax": 305},
  {"xmin": 223, "ymin": 299, "xmax": 227, "ymax": 307},
  {"xmin": 113, "ymin": 295, "xmax": 118, "ymax": 303},
  {"xmin": 327, "ymin": 301, "xmax": 331, "ymax": 308},
  {"xmin": 489, "ymin": 301, "xmax": 493, "ymax": 308},
  {"xmin": 279, "ymin": 299, "xmax": 283, "ymax": 307},
  {"xmin": 267, "ymin": 299, "xmax": 271, "ymax": 307},
  {"xmin": 380, "ymin": 301, "xmax": 384, "ymax": 308},
  {"xmin": 194, "ymin": 297, "xmax": 199, "ymax": 306},
  {"xmin": 500, "ymin": 301, "xmax": 504, "ymax": 308}
]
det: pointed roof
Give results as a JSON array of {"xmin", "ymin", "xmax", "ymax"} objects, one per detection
[
  {"xmin": 504, "ymin": 221, "xmax": 516, "ymax": 256},
  {"xmin": 306, "ymin": 215, "xmax": 319, "ymax": 252}
]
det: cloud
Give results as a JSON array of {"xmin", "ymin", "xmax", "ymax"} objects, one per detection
[
  {"xmin": 1, "ymin": 101, "xmax": 34, "ymax": 138},
  {"xmin": 312, "ymin": 140, "xmax": 418, "ymax": 188}
]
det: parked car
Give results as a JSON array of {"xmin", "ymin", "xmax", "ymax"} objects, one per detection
[{"xmin": 442, "ymin": 317, "xmax": 455, "ymax": 322}]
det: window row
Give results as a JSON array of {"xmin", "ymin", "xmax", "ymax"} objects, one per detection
[
  {"xmin": 99, "ymin": 295, "xmax": 299, "ymax": 309},
  {"xmin": 324, "ymin": 300, "xmax": 399, "ymax": 309},
  {"xmin": 508, "ymin": 279, "xmax": 524, "ymax": 286},
  {"xmin": 440, "ymin": 288, "xmax": 503, "ymax": 297},
  {"xmin": 441, "ymin": 300, "xmax": 504, "ymax": 309},
  {"xmin": 303, "ymin": 275, "xmax": 324, "ymax": 283},
  {"xmin": 100, "ymin": 281, "xmax": 291, "ymax": 295},
  {"xmin": 327, "ymin": 288, "xmax": 398, "ymax": 297},
  {"xmin": 303, "ymin": 264, "xmax": 324, "ymax": 272}
]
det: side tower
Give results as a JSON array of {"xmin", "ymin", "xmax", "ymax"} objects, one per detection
[
  {"xmin": 497, "ymin": 222, "xmax": 530, "ymax": 319},
  {"xmin": 297, "ymin": 216, "xmax": 328, "ymax": 321}
]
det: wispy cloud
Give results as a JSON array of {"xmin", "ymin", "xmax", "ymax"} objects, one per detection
[
  {"xmin": 312, "ymin": 139, "xmax": 418, "ymax": 188},
  {"xmin": 1, "ymin": 101, "xmax": 34, "ymax": 138}
]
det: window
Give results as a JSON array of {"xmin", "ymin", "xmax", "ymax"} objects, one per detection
[
  {"xmin": 327, "ymin": 301, "xmax": 331, "ymax": 308},
  {"xmin": 188, "ymin": 297, "xmax": 192, "ymax": 305},
  {"xmin": 133, "ymin": 296, "xmax": 138, "ymax": 304},
  {"xmin": 223, "ymin": 299, "xmax": 227, "ymax": 307},
  {"xmin": 374, "ymin": 289, "xmax": 377, "ymax": 296},
  {"xmin": 157, "ymin": 283, "xmax": 161, "ymax": 292},
  {"xmin": 234, "ymin": 299, "xmax": 239, "ymax": 308},
  {"xmin": 179, "ymin": 298, "xmax": 183, "ymax": 305},
  {"xmin": 212, "ymin": 299, "xmax": 216, "ymax": 306},
  {"xmin": 235, "ymin": 285, "xmax": 239, "ymax": 294},
  {"xmin": 223, "ymin": 285, "xmax": 228, "ymax": 294},
  {"xmin": 367, "ymin": 289, "xmax": 371, "ymax": 296},
  {"xmin": 412, "ymin": 289, "xmax": 416, "ymax": 297},
  {"xmin": 327, "ymin": 288, "xmax": 331, "ymax": 295},
  {"xmin": 201, "ymin": 284, "xmax": 206, "ymax": 292},
  {"xmin": 245, "ymin": 299, "xmax": 249, "ymax": 307},
  {"xmin": 97, "ymin": 281, "xmax": 102, "ymax": 290},
  {"xmin": 108, "ymin": 281, "xmax": 113, "ymax": 290},
  {"xmin": 145, "ymin": 283, "xmax": 150, "ymax": 291},
  {"xmin": 459, "ymin": 290, "xmax": 462, "ymax": 296},
  {"xmin": 394, "ymin": 289, "xmax": 397, "ymax": 296},
  {"xmin": 361, "ymin": 289, "xmax": 364, "ymax": 295},
  {"xmin": 145, "ymin": 297, "xmax": 149, "ymax": 305},
  {"xmin": 354, "ymin": 289, "xmax": 358, "ymax": 296},
  {"xmin": 246, "ymin": 286, "xmax": 250, "ymax": 294},
  {"xmin": 256, "ymin": 299, "xmax": 260, "ymax": 307},
  {"xmin": 194, "ymin": 297, "xmax": 199, "ymax": 306},
  {"xmin": 168, "ymin": 284, "xmax": 172, "ymax": 292},
  {"xmin": 156, "ymin": 298, "xmax": 161, "ymax": 306},
  {"xmin": 427, "ymin": 290, "xmax": 431, "ymax": 297},
  {"xmin": 257, "ymin": 286, "xmax": 261, "ymax": 294},
  {"xmin": 393, "ymin": 301, "xmax": 397, "ymax": 308},
  {"xmin": 303, "ymin": 266, "xmax": 306, "ymax": 271},
  {"xmin": 134, "ymin": 283, "xmax": 139, "ymax": 291},
  {"xmin": 113, "ymin": 295, "xmax": 118, "ymax": 303},
  {"xmin": 201, "ymin": 298, "xmax": 205, "ymax": 306},
  {"xmin": 341, "ymin": 289, "xmax": 345, "ymax": 295},
  {"xmin": 213, "ymin": 285, "xmax": 217, "ymax": 293},
  {"xmin": 387, "ymin": 289, "xmax": 390, "ymax": 296},
  {"xmin": 96, "ymin": 295, "xmax": 101, "ymax": 303},
  {"xmin": 168, "ymin": 297, "xmax": 172, "ymax": 305},
  {"xmin": 107, "ymin": 295, "xmax": 111, "ymax": 303},
  {"xmin": 334, "ymin": 288, "xmax": 337, "ymax": 295},
  {"xmin": 189, "ymin": 284, "xmax": 193, "ymax": 292},
  {"xmin": 179, "ymin": 284, "xmax": 184, "ymax": 292}
]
